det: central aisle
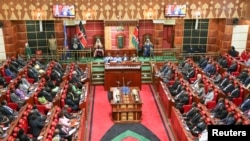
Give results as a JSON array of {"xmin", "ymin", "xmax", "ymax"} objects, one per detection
[{"xmin": 89, "ymin": 85, "xmax": 170, "ymax": 141}]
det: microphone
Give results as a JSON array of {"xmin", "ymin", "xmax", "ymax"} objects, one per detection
[{"xmin": 127, "ymin": 81, "xmax": 132, "ymax": 86}]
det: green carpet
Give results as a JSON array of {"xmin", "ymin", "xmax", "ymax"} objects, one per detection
[{"xmin": 101, "ymin": 123, "xmax": 160, "ymax": 141}]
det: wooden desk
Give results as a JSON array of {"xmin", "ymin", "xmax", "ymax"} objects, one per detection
[
  {"xmin": 158, "ymin": 81, "xmax": 175, "ymax": 118},
  {"xmin": 104, "ymin": 62, "xmax": 141, "ymax": 91},
  {"xmin": 171, "ymin": 107, "xmax": 194, "ymax": 141},
  {"xmin": 110, "ymin": 87, "xmax": 142, "ymax": 123}
]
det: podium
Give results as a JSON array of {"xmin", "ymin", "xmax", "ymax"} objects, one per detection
[
  {"xmin": 110, "ymin": 87, "xmax": 142, "ymax": 123},
  {"xmin": 104, "ymin": 62, "xmax": 141, "ymax": 91}
]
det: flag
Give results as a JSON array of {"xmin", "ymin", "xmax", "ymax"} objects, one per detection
[
  {"xmin": 132, "ymin": 25, "xmax": 139, "ymax": 50},
  {"xmin": 77, "ymin": 21, "xmax": 87, "ymax": 49},
  {"xmin": 63, "ymin": 22, "xmax": 70, "ymax": 59}
]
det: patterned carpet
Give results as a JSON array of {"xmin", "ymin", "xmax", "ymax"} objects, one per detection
[{"xmin": 101, "ymin": 123, "xmax": 160, "ymax": 141}]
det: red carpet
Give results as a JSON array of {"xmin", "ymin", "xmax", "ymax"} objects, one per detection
[{"xmin": 89, "ymin": 85, "xmax": 169, "ymax": 141}]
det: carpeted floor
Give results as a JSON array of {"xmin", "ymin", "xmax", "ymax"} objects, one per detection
[{"xmin": 89, "ymin": 85, "xmax": 170, "ymax": 141}]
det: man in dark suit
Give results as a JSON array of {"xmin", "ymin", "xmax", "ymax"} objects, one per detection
[
  {"xmin": 203, "ymin": 62, "xmax": 216, "ymax": 76},
  {"xmin": 211, "ymin": 98, "xmax": 225, "ymax": 114},
  {"xmin": 218, "ymin": 56, "xmax": 228, "ymax": 68},
  {"xmin": 183, "ymin": 103, "xmax": 199, "ymax": 121},
  {"xmin": 186, "ymin": 112, "xmax": 202, "ymax": 129},
  {"xmin": 175, "ymin": 92, "xmax": 189, "ymax": 113},
  {"xmin": 0, "ymin": 100, "xmax": 17, "ymax": 122},
  {"xmin": 65, "ymin": 94, "xmax": 80, "ymax": 111},
  {"xmin": 219, "ymin": 74, "xmax": 230, "ymax": 89},
  {"xmin": 237, "ymin": 69, "xmax": 248, "ymax": 83},
  {"xmin": 220, "ymin": 112, "xmax": 236, "ymax": 125},
  {"xmin": 227, "ymin": 84, "xmax": 240, "ymax": 100},
  {"xmin": 170, "ymin": 85, "xmax": 184, "ymax": 97},
  {"xmin": 29, "ymin": 114, "xmax": 45, "ymax": 137},
  {"xmin": 183, "ymin": 67, "xmax": 195, "ymax": 80},
  {"xmin": 27, "ymin": 65, "xmax": 39, "ymax": 82},
  {"xmin": 222, "ymin": 80, "xmax": 234, "ymax": 93},
  {"xmin": 191, "ymin": 118, "xmax": 207, "ymax": 137},
  {"xmin": 227, "ymin": 61, "xmax": 237, "ymax": 73},
  {"xmin": 243, "ymin": 76, "xmax": 250, "ymax": 87},
  {"xmin": 214, "ymin": 106, "xmax": 228, "ymax": 119},
  {"xmin": 228, "ymin": 46, "xmax": 238, "ymax": 57},
  {"xmin": 168, "ymin": 77, "xmax": 180, "ymax": 92},
  {"xmin": 239, "ymin": 94, "xmax": 250, "ymax": 112},
  {"xmin": 199, "ymin": 56, "xmax": 209, "ymax": 69}
]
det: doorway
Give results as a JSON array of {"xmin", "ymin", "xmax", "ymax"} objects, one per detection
[{"xmin": 163, "ymin": 25, "xmax": 174, "ymax": 48}]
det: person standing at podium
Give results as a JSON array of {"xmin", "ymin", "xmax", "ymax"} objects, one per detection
[{"xmin": 143, "ymin": 39, "xmax": 153, "ymax": 58}]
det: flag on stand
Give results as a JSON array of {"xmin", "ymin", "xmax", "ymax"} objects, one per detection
[
  {"xmin": 132, "ymin": 25, "xmax": 139, "ymax": 50},
  {"xmin": 63, "ymin": 22, "xmax": 70, "ymax": 59},
  {"xmin": 77, "ymin": 21, "xmax": 87, "ymax": 49}
]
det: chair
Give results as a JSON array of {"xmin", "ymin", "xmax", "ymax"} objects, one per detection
[
  {"xmin": 37, "ymin": 104, "xmax": 49, "ymax": 115},
  {"xmin": 7, "ymin": 103, "xmax": 18, "ymax": 111},
  {"xmin": 182, "ymin": 104, "xmax": 192, "ymax": 113}
]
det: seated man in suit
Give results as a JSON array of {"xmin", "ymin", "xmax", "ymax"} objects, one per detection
[
  {"xmin": 213, "ymin": 106, "xmax": 228, "ymax": 120},
  {"xmin": 237, "ymin": 69, "xmax": 248, "ymax": 83},
  {"xmin": 168, "ymin": 77, "xmax": 180, "ymax": 92},
  {"xmin": 0, "ymin": 100, "xmax": 18, "ymax": 122},
  {"xmin": 211, "ymin": 98, "xmax": 225, "ymax": 113},
  {"xmin": 130, "ymin": 54, "xmax": 138, "ymax": 62},
  {"xmin": 29, "ymin": 114, "xmax": 45, "ymax": 137},
  {"xmin": 122, "ymin": 53, "xmax": 129, "ymax": 62},
  {"xmin": 0, "ymin": 74, "xmax": 7, "ymax": 88},
  {"xmin": 222, "ymin": 80, "xmax": 234, "ymax": 94},
  {"xmin": 227, "ymin": 84, "xmax": 240, "ymax": 101},
  {"xmin": 16, "ymin": 54, "xmax": 26, "ymax": 67},
  {"xmin": 211, "ymin": 72, "xmax": 222, "ymax": 84},
  {"xmin": 219, "ymin": 112, "xmax": 236, "ymax": 125},
  {"xmin": 219, "ymin": 73, "xmax": 230, "ymax": 89},
  {"xmin": 27, "ymin": 65, "xmax": 39, "ymax": 82},
  {"xmin": 218, "ymin": 55, "xmax": 228, "ymax": 68},
  {"xmin": 190, "ymin": 118, "xmax": 207, "ymax": 137},
  {"xmin": 183, "ymin": 102, "xmax": 198, "ymax": 121},
  {"xmin": 186, "ymin": 112, "xmax": 202, "ymax": 129},
  {"xmin": 4, "ymin": 65, "xmax": 16, "ymax": 79},
  {"xmin": 202, "ymin": 61, "xmax": 214, "ymax": 76},
  {"xmin": 243, "ymin": 75, "xmax": 250, "ymax": 88},
  {"xmin": 104, "ymin": 53, "xmax": 114, "ymax": 64},
  {"xmin": 183, "ymin": 66, "xmax": 195, "ymax": 80},
  {"xmin": 239, "ymin": 94, "xmax": 250, "ymax": 112},
  {"xmin": 113, "ymin": 54, "xmax": 122, "ymax": 63},
  {"xmin": 227, "ymin": 60, "xmax": 237, "ymax": 73},
  {"xmin": 170, "ymin": 83, "xmax": 183, "ymax": 97},
  {"xmin": 93, "ymin": 38, "xmax": 104, "ymax": 58},
  {"xmin": 228, "ymin": 46, "xmax": 238, "ymax": 57},
  {"xmin": 175, "ymin": 92, "xmax": 189, "ymax": 113},
  {"xmin": 198, "ymin": 56, "xmax": 209, "ymax": 69}
]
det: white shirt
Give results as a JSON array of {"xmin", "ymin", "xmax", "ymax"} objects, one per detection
[
  {"xmin": 204, "ymin": 91, "xmax": 214, "ymax": 104},
  {"xmin": 199, "ymin": 129, "xmax": 208, "ymax": 141}
]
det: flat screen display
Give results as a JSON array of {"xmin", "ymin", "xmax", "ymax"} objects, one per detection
[
  {"xmin": 165, "ymin": 5, "xmax": 187, "ymax": 17},
  {"xmin": 52, "ymin": 5, "xmax": 75, "ymax": 18}
]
